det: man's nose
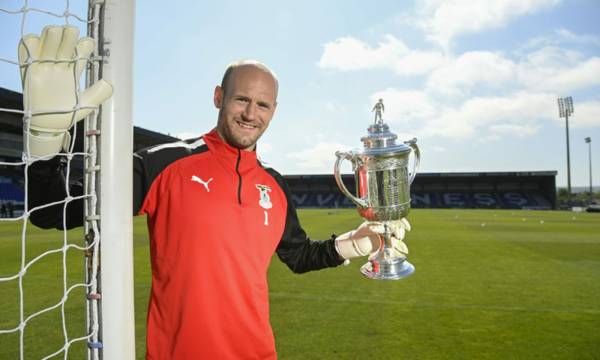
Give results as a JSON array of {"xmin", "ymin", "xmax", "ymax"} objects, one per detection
[{"xmin": 243, "ymin": 102, "xmax": 256, "ymax": 121}]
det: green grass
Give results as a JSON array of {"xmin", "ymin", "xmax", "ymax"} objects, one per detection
[{"xmin": 1, "ymin": 209, "xmax": 600, "ymax": 359}]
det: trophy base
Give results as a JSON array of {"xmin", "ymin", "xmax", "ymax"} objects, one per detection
[{"xmin": 360, "ymin": 257, "xmax": 414, "ymax": 280}]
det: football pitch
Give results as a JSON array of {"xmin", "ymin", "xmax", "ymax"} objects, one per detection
[{"xmin": 1, "ymin": 209, "xmax": 599, "ymax": 359}]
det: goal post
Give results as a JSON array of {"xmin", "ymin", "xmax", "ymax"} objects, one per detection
[
  {"xmin": 0, "ymin": 0, "xmax": 137, "ymax": 358},
  {"xmin": 96, "ymin": 0, "xmax": 136, "ymax": 359}
]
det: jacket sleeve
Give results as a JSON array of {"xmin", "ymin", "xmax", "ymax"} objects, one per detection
[
  {"xmin": 27, "ymin": 154, "xmax": 148, "ymax": 230},
  {"xmin": 27, "ymin": 157, "xmax": 84, "ymax": 230},
  {"xmin": 267, "ymin": 169, "xmax": 345, "ymax": 274}
]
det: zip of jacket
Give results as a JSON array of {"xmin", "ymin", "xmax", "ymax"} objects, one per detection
[{"xmin": 235, "ymin": 148, "xmax": 242, "ymax": 204}]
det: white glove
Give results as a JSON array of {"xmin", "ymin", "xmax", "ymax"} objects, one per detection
[
  {"xmin": 335, "ymin": 218, "xmax": 411, "ymax": 260},
  {"xmin": 18, "ymin": 25, "xmax": 113, "ymax": 157},
  {"xmin": 379, "ymin": 218, "xmax": 411, "ymax": 257}
]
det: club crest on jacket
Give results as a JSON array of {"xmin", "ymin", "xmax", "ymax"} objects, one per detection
[{"xmin": 255, "ymin": 184, "xmax": 272, "ymax": 209}]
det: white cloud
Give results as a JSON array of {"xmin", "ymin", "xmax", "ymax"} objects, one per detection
[
  {"xmin": 426, "ymin": 51, "xmax": 516, "ymax": 96},
  {"xmin": 375, "ymin": 89, "xmax": 567, "ymax": 139},
  {"xmin": 419, "ymin": 46, "xmax": 600, "ymax": 96},
  {"xmin": 319, "ymin": 35, "xmax": 600, "ymax": 98},
  {"xmin": 489, "ymin": 123, "xmax": 540, "ymax": 137},
  {"xmin": 517, "ymin": 47, "xmax": 600, "ymax": 92},
  {"xmin": 287, "ymin": 142, "xmax": 353, "ymax": 172},
  {"xmin": 318, "ymin": 35, "xmax": 444, "ymax": 75},
  {"xmin": 555, "ymin": 28, "xmax": 600, "ymax": 46},
  {"xmin": 571, "ymin": 101, "xmax": 600, "ymax": 128},
  {"xmin": 369, "ymin": 89, "xmax": 437, "ymax": 124},
  {"xmin": 476, "ymin": 134, "xmax": 503, "ymax": 144},
  {"xmin": 423, "ymin": 92, "xmax": 557, "ymax": 138},
  {"xmin": 524, "ymin": 28, "xmax": 600, "ymax": 49},
  {"xmin": 418, "ymin": 0, "xmax": 560, "ymax": 48}
]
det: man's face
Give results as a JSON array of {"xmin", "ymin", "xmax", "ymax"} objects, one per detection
[{"xmin": 214, "ymin": 66, "xmax": 278, "ymax": 151}]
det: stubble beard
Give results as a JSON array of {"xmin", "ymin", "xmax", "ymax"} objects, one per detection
[{"xmin": 217, "ymin": 115, "xmax": 264, "ymax": 151}]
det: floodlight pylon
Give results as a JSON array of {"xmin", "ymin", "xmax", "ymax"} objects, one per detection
[{"xmin": 558, "ymin": 96, "xmax": 575, "ymax": 208}]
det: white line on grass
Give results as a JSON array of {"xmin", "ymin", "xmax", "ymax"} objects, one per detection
[{"xmin": 270, "ymin": 292, "xmax": 600, "ymax": 315}]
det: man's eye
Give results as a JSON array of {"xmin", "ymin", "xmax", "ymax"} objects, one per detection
[{"xmin": 258, "ymin": 103, "xmax": 271, "ymax": 110}]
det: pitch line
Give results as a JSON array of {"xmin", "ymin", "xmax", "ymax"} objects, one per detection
[{"xmin": 269, "ymin": 292, "xmax": 600, "ymax": 315}]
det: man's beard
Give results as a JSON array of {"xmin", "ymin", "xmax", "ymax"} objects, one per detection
[{"xmin": 218, "ymin": 117, "xmax": 263, "ymax": 150}]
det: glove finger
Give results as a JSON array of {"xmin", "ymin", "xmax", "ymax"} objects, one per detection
[
  {"xmin": 75, "ymin": 37, "xmax": 95, "ymax": 78},
  {"xmin": 18, "ymin": 35, "xmax": 40, "ymax": 79},
  {"xmin": 365, "ymin": 221, "xmax": 386, "ymax": 234},
  {"xmin": 76, "ymin": 79, "xmax": 113, "ymax": 120},
  {"xmin": 399, "ymin": 218, "xmax": 411, "ymax": 232},
  {"xmin": 57, "ymin": 26, "xmax": 79, "ymax": 61},
  {"xmin": 40, "ymin": 26, "xmax": 63, "ymax": 60},
  {"xmin": 27, "ymin": 131, "xmax": 67, "ymax": 158},
  {"xmin": 396, "ymin": 227, "xmax": 406, "ymax": 240},
  {"xmin": 394, "ymin": 239, "xmax": 409, "ymax": 255}
]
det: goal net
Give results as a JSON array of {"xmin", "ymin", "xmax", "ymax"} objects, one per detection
[{"xmin": 0, "ymin": 1, "xmax": 135, "ymax": 359}]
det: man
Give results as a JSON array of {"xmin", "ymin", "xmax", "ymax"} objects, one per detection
[{"xmin": 23, "ymin": 26, "xmax": 408, "ymax": 359}]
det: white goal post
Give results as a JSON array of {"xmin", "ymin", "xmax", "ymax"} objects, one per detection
[
  {"xmin": 96, "ymin": 0, "xmax": 136, "ymax": 359},
  {"xmin": 0, "ymin": 0, "xmax": 136, "ymax": 359}
]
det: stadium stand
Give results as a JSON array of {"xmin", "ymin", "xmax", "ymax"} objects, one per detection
[
  {"xmin": 1, "ymin": 87, "xmax": 558, "ymax": 210},
  {"xmin": 284, "ymin": 171, "xmax": 557, "ymax": 210},
  {"xmin": 0, "ymin": 87, "xmax": 180, "ymax": 210}
]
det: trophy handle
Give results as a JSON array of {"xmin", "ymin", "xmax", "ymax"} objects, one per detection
[
  {"xmin": 404, "ymin": 138, "xmax": 420, "ymax": 185},
  {"xmin": 334, "ymin": 151, "xmax": 369, "ymax": 208}
]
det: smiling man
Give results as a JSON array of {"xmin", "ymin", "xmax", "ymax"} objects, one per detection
[
  {"xmin": 215, "ymin": 61, "xmax": 278, "ymax": 150},
  {"xmin": 24, "ymin": 26, "xmax": 407, "ymax": 360}
]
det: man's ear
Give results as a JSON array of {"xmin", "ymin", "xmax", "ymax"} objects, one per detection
[{"xmin": 213, "ymin": 86, "xmax": 223, "ymax": 109}]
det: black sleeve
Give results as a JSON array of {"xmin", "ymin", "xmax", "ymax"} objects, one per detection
[
  {"xmin": 28, "ymin": 139, "xmax": 209, "ymax": 230},
  {"xmin": 27, "ymin": 157, "xmax": 84, "ymax": 230},
  {"xmin": 28, "ymin": 153, "xmax": 147, "ymax": 230},
  {"xmin": 266, "ymin": 168, "xmax": 345, "ymax": 274},
  {"xmin": 133, "ymin": 153, "xmax": 148, "ymax": 214}
]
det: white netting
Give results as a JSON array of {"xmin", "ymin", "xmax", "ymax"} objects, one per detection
[{"xmin": 0, "ymin": 1, "xmax": 105, "ymax": 359}]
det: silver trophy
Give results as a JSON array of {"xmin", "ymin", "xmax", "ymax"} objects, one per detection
[{"xmin": 334, "ymin": 100, "xmax": 420, "ymax": 280}]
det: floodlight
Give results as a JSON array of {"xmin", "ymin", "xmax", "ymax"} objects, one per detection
[
  {"xmin": 566, "ymin": 96, "xmax": 574, "ymax": 114},
  {"xmin": 585, "ymin": 137, "xmax": 593, "ymax": 202},
  {"xmin": 557, "ymin": 96, "xmax": 575, "ymax": 207},
  {"xmin": 558, "ymin": 98, "xmax": 565, "ymax": 117}
]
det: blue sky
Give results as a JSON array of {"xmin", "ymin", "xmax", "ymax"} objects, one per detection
[{"xmin": 1, "ymin": 0, "xmax": 599, "ymax": 187}]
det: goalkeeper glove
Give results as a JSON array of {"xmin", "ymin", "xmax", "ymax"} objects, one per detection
[
  {"xmin": 18, "ymin": 25, "xmax": 113, "ymax": 157},
  {"xmin": 334, "ymin": 219, "xmax": 411, "ymax": 260}
]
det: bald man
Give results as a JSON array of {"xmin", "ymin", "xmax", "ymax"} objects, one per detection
[{"xmin": 27, "ymin": 56, "xmax": 392, "ymax": 359}]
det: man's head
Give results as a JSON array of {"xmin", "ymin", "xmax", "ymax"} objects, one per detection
[{"xmin": 214, "ymin": 60, "xmax": 278, "ymax": 151}]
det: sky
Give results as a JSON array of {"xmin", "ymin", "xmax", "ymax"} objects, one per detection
[{"xmin": 1, "ymin": 0, "xmax": 599, "ymax": 187}]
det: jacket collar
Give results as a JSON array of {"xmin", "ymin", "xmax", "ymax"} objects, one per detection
[{"xmin": 203, "ymin": 129, "xmax": 259, "ymax": 173}]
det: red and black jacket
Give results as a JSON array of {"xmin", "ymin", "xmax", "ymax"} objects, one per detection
[{"xmin": 28, "ymin": 129, "xmax": 343, "ymax": 359}]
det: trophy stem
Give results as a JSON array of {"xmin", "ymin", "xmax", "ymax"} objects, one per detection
[{"xmin": 360, "ymin": 229, "xmax": 415, "ymax": 280}]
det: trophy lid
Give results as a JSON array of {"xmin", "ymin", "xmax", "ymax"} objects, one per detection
[{"xmin": 359, "ymin": 122, "xmax": 412, "ymax": 155}]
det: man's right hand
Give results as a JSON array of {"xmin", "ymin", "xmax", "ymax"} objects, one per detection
[
  {"xmin": 19, "ymin": 25, "xmax": 113, "ymax": 157},
  {"xmin": 334, "ymin": 219, "xmax": 411, "ymax": 260}
]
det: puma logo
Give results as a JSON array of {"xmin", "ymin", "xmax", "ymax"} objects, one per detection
[{"xmin": 191, "ymin": 175, "xmax": 213, "ymax": 192}]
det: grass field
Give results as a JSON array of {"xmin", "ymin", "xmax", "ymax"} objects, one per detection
[{"xmin": 1, "ymin": 209, "xmax": 599, "ymax": 359}]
